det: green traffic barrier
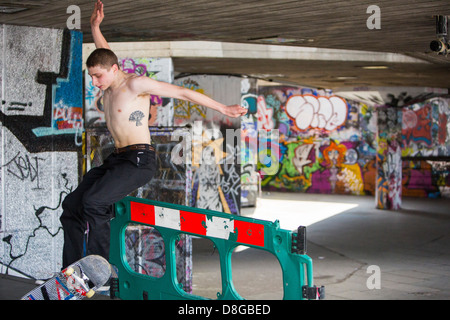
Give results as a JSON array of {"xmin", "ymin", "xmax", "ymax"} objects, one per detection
[{"xmin": 110, "ymin": 196, "xmax": 324, "ymax": 300}]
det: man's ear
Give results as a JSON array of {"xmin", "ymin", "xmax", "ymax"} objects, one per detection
[{"xmin": 111, "ymin": 64, "xmax": 119, "ymax": 73}]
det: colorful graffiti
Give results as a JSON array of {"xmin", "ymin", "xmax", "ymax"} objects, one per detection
[
  {"xmin": 240, "ymin": 78, "xmax": 259, "ymax": 207},
  {"xmin": 0, "ymin": 26, "xmax": 82, "ymax": 279},
  {"xmin": 174, "ymin": 75, "xmax": 242, "ymax": 215},
  {"xmin": 375, "ymin": 106, "xmax": 402, "ymax": 209},
  {"xmin": 246, "ymin": 85, "xmax": 449, "ymax": 201},
  {"xmin": 250, "ymin": 86, "xmax": 375, "ymax": 197},
  {"xmin": 285, "ymin": 94, "xmax": 348, "ymax": 131},
  {"xmin": 402, "ymin": 97, "xmax": 450, "ymax": 157},
  {"xmin": 1, "ymin": 28, "xmax": 83, "ymax": 152},
  {"xmin": 174, "ymin": 78, "xmax": 208, "ymax": 123},
  {"xmin": 401, "ymin": 97, "xmax": 450, "ymax": 198}
]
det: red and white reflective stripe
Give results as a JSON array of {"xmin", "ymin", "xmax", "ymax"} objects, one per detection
[{"xmin": 130, "ymin": 201, "xmax": 265, "ymax": 247}]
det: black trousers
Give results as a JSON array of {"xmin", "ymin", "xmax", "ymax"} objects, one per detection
[{"xmin": 60, "ymin": 147, "xmax": 157, "ymax": 268}]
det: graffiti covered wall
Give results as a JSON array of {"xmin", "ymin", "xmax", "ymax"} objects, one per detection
[
  {"xmin": 240, "ymin": 78, "xmax": 259, "ymax": 207},
  {"xmin": 174, "ymin": 75, "xmax": 242, "ymax": 215},
  {"xmin": 0, "ymin": 26, "xmax": 82, "ymax": 279},
  {"xmin": 402, "ymin": 97, "xmax": 450, "ymax": 157},
  {"xmin": 252, "ymin": 86, "xmax": 377, "ymax": 196},
  {"xmin": 401, "ymin": 97, "xmax": 450, "ymax": 198},
  {"xmin": 249, "ymin": 85, "xmax": 450, "ymax": 200}
]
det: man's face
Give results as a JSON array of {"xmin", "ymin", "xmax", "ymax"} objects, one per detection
[{"xmin": 88, "ymin": 64, "xmax": 117, "ymax": 90}]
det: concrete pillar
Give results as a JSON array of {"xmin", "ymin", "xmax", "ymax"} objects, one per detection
[{"xmin": 375, "ymin": 106, "xmax": 402, "ymax": 210}]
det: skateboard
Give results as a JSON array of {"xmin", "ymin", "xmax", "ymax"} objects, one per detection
[{"xmin": 21, "ymin": 255, "xmax": 112, "ymax": 300}]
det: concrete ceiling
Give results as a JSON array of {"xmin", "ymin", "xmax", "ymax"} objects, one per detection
[{"xmin": 1, "ymin": 0, "xmax": 450, "ymax": 89}]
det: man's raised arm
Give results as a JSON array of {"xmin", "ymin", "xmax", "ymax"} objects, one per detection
[{"xmin": 90, "ymin": 0, "xmax": 110, "ymax": 49}]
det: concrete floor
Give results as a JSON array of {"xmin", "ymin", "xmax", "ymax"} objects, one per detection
[
  {"xmin": 192, "ymin": 192, "xmax": 450, "ymax": 300},
  {"xmin": 2, "ymin": 192, "xmax": 449, "ymax": 300}
]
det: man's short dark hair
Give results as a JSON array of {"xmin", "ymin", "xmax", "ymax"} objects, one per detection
[{"xmin": 86, "ymin": 48, "xmax": 119, "ymax": 70}]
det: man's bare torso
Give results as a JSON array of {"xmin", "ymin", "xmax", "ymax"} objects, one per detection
[{"xmin": 102, "ymin": 73, "xmax": 151, "ymax": 148}]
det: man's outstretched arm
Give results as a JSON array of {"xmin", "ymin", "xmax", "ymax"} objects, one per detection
[
  {"xmin": 129, "ymin": 76, "xmax": 248, "ymax": 118},
  {"xmin": 90, "ymin": 0, "xmax": 110, "ymax": 49}
]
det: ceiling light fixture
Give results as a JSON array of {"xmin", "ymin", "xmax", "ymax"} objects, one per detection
[
  {"xmin": 361, "ymin": 65, "xmax": 389, "ymax": 70},
  {"xmin": 261, "ymin": 37, "xmax": 298, "ymax": 43},
  {"xmin": 336, "ymin": 76, "xmax": 358, "ymax": 80},
  {"xmin": 248, "ymin": 36, "xmax": 314, "ymax": 44},
  {"xmin": 0, "ymin": 6, "xmax": 28, "ymax": 14}
]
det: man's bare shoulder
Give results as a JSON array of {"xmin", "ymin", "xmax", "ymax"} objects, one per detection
[
  {"xmin": 126, "ymin": 75, "xmax": 157, "ymax": 94},
  {"xmin": 125, "ymin": 74, "xmax": 182, "ymax": 99}
]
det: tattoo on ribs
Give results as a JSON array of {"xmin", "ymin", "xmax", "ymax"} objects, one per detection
[{"xmin": 129, "ymin": 110, "xmax": 145, "ymax": 126}]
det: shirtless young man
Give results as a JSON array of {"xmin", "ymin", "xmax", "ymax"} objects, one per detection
[{"xmin": 60, "ymin": 0, "xmax": 247, "ymax": 268}]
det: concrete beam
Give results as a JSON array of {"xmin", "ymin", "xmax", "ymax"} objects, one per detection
[{"xmin": 82, "ymin": 41, "xmax": 429, "ymax": 69}]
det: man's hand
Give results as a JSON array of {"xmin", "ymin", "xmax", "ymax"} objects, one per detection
[
  {"xmin": 222, "ymin": 104, "xmax": 248, "ymax": 118},
  {"xmin": 90, "ymin": 0, "xmax": 105, "ymax": 28},
  {"xmin": 90, "ymin": 0, "xmax": 110, "ymax": 49}
]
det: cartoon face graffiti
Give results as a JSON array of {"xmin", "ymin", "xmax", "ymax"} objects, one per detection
[{"xmin": 323, "ymin": 141, "xmax": 347, "ymax": 168}]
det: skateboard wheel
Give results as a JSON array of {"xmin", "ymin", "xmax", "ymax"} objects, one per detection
[
  {"xmin": 65, "ymin": 267, "xmax": 74, "ymax": 276},
  {"xmin": 86, "ymin": 289, "xmax": 95, "ymax": 298}
]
